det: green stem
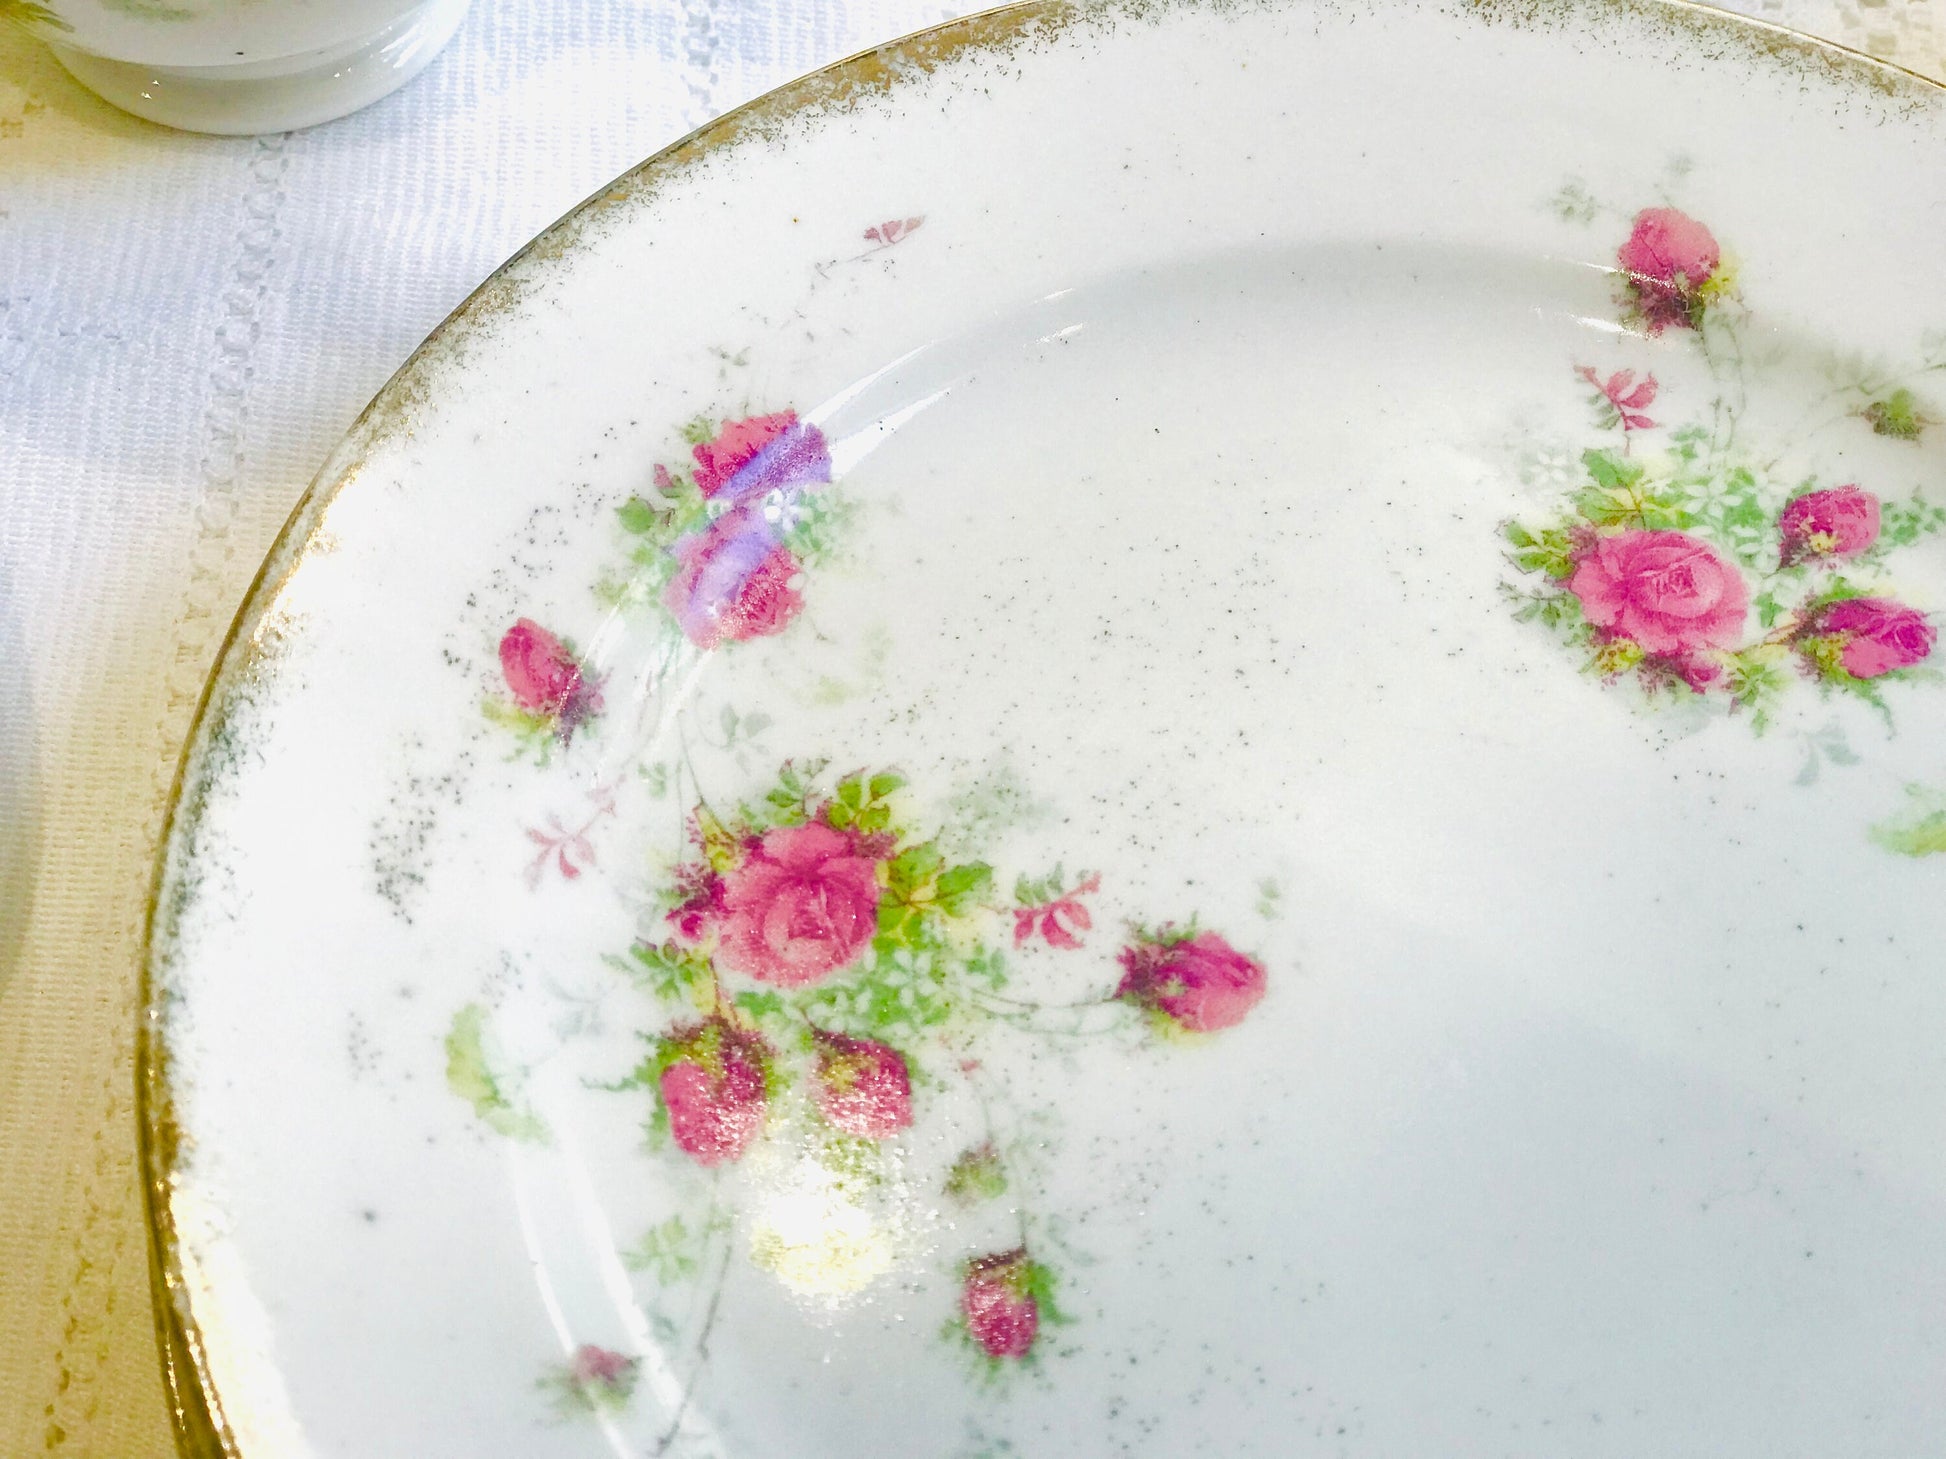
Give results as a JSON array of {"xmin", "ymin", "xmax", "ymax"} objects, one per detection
[{"xmin": 654, "ymin": 1206, "xmax": 733, "ymax": 1456}]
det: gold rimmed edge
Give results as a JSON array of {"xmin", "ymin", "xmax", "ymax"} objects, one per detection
[{"xmin": 134, "ymin": 0, "xmax": 1944, "ymax": 1454}]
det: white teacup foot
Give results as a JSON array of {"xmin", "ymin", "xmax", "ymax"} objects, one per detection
[{"xmin": 46, "ymin": 0, "xmax": 471, "ymax": 135}]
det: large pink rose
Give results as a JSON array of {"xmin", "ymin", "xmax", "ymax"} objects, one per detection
[
  {"xmin": 716, "ymin": 822, "xmax": 880, "ymax": 987},
  {"xmin": 960, "ymin": 1249, "xmax": 1040, "ymax": 1360},
  {"xmin": 499, "ymin": 618, "xmax": 599, "ymax": 722},
  {"xmin": 1779, "ymin": 486, "xmax": 1880, "ymax": 564},
  {"xmin": 1815, "ymin": 597, "xmax": 1936, "ymax": 678},
  {"xmin": 813, "ymin": 1032, "xmax": 913, "ymax": 1139},
  {"xmin": 691, "ymin": 410, "xmax": 832, "ymax": 506},
  {"xmin": 663, "ymin": 509, "xmax": 804, "ymax": 650},
  {"xmin": 658, "ymin": 1020, "xmax": 770, "ymax": 1167},
  {"xmin": 1568, "ymin": 530, "xmax": 1749, "ymax": 656},
  {"xmin": 1617, "ymin": 207, "xmax": 1721, "ymax": 333},
  {"xmin": 1115, "ymin": 930, "xmax": 1266, "ymax": 1033}
]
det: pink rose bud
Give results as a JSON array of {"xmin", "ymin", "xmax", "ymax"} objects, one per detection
[
  {"xmin": 1115, "ymin": 930, "xmax": 1267, "ymax": 1033},
  {"xmin": 498, "ymin": 618, "xmax": 598, "ymax": 721},
  {"xmin": 664, "ymin": 867, "xmax": 726, "ymax": 942},
  {"xmin": 569, "ymin": 1345, "xmax": 636, "ymax": 1388},
  {"xmin": 1567, "ymin": 529, "xmax": 1749, "ymax": 658},
  {"xmin": 961, "ymin": 1249, "xmax": 1040, "ymax": 1360},
  {"xmin": 1815, "ymin": 597, "xmax": 1936, "ymax": 679},
  {"xmin": 715, "ymin": 822, "xmax": 880, "ymax": 988},
  {"xmin": 812, "ymin": 1032, "xmax": 913, "ymax": 1139},
  {"xmin": 1674, "ymin": 653, "xmax": 1724, "ymax": 693},
  {"xmin": 1616, "ymin": 207, "xmax": 1721, "ymax": 333},
  {"xmin": 658, "ymin": 1020, "xmax": 770, "ymax": 1166},
  {"xmin": 1778, "ymin": 485, "xmax": 1880, "ymax": 564}
]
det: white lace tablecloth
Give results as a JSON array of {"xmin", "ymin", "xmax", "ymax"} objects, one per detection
[{"xmin": 0, "ymin": 0, "xmax": 1936, "ymax": 1452}]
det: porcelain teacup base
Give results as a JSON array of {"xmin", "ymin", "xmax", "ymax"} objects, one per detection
[{"xmin": 47, "ymin": 0, "xmax": 471, "ymax": 135}]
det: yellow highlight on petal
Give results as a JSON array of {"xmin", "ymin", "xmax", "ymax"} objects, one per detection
[{"xmin": 749, "ymin": 1170, "xmax": 894, "ymax": 1298}]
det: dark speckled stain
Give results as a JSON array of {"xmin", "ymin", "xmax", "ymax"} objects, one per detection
[
  {"xmin": 1462, "ymin": 0, "xmax": 1936, "ymax": 107},
  {"xmin": 154, "ymin": 616, "xmax": 299, "ymax": 959},
  {"xmin": 369, "ymin": 743, "xmax": 475, "ymax": 925}
]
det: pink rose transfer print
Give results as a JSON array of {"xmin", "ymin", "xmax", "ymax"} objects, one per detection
[
  {"xmin": 483, "ymin": 618, "xmax": 603, "ymax": 760},
  {"xmin": 1616, "ymin": 206, "xmax": 1725, "ymax": 334},
  {"xmin": 691, "ymin": 410, "xmax": 832, "ymax": 506},
  {"xmin": 1115, "ymin": 926, "xmax": 1269, "ymax": 1033},
  {"xmin": 1567, "ymin": 529, "xmax": 1749, "ymax": 657},
  {"xmin": 1779, "ymin": 486, "xmax": 1880, "ymax": 565},
  {"xmin": 491, "ymin": 405, "xmax": 842, "ymax": 756},
  {"xmin": 694, "ymin": 820, "xmax": 883, "ymax": 988},
  {"xmin": 444, "ymin": 756, "xmax": 1273, "ymax": 1390},
  {"xmin": 663, "ymin": 509, "xmax": 805, "ymax": 650},
  {"xmin": 812, "ymin": 1031, "xmax": 914, "ymax": 1140},
  {"xmin": 610, "ymin": 408, "xmax": 843, "ymax": 653},
  {"xmin": 500, "ymin": 619, "xmax": 587, "ymax": 717},
  {"xmin": 654, "ymin": 1018, "xmax": 772, "ymax": 1167},
  {"xmin": 1812, "ymin": 598, "xmax": 1937, "ymax": 680},
  {"xmin": 540, "ymin": 1344, "xmax": 640, "ymax": 1415},
  {"xmin": 957, "ymin": 1248, "xmax": 1057, "ymax": 1362},
  {"xmin": 452, "ymin": 212, "xmax": 1280, "ymax": 1415},
  {"xmin": 1507, "ymin": 205, "xmax": 1944, "ymax": 735}
]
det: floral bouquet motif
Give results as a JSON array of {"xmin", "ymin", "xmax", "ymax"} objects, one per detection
[
  {"xmin": 598, "ymin": 758, "xmax": 1267, "ymax": 1374},
  {"xmin": 448, "ymin": 753, "xmax": 1271, "ymax": 1417},
  {"xmin": 481, "ymin": 409, "xmax": 849, "ymax": 759},
  {"xmin": 623, "ymin": 409, "xmax": 841, "ymax": 650},
  {"xmin": 444, "ymin": 212, "xmax": 1280, "ymax": 1424},
  {"xmin": 1506, "ymin": 206, "xmax": 1943, "ymax": 730}
]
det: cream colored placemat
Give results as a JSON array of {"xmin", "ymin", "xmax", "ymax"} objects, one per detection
[{"xmin": 0, "ymin": 2, "xmax": 1934, "ymax": 1454}]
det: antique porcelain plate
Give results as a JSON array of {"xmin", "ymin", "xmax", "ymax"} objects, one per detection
[{"xmin": 147, "ymin": 2, "xmax": 1946, "ymax": 1454}]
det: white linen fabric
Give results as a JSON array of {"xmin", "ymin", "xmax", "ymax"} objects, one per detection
[{"xmin": 0, "ymin": 0, "xmax": 1933, "ymax": 1452}]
